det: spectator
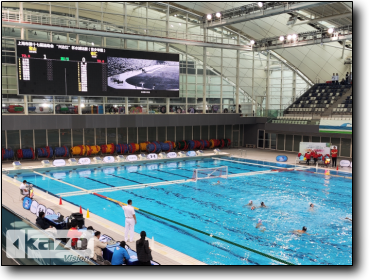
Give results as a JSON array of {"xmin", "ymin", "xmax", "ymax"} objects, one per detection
[
  {"xmin": 19, "ymin": 180, "xmax": 30, "ymax": 201},
  {"xmin": 345, "ymin": 72, "xmax": 349, "ymax": 84},
  {"xmin": 349, "ymin": 71, "xmax": 352, "ymax": 84},
  {"xmin": 312, "ymin": 151, "xmax": 318, "ymax": 165},
  {"xmin": 331, "ymin": 146, "xmax": 338, "ymax": 168},
  {"xmin": 66, "ymin": 220, "xmax": 82, "ymax": 248},
  {"xmin": 111, "ymin": 241, "xmax": 130, "ymax": 265},
  {"xmin": 336, "ymin": 73, "xmax": 339, "ymax": 84},
  {"xmin": 340, "ymin": 78, "xmax": 346, "ymax": 85},
  {"xmin": 304, "ymin": 152, "xmax": 311, "ymax": 165},
  {"xmin": 36, "ymin": 211, "xmax": 52, "ymax": 229},
  {"xmin": 332, "ymin": 73, "xmax": 335, "ymax": 84},
  {"xmin": 136, "ymin": 231, "xmax": 152, "ymax": 265},
  {"xmin": 87, "ymin": 231, "xmax": 107, "ymax": 260}
]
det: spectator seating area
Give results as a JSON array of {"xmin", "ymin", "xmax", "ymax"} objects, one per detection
[
  {"xmin": 272, "ymin": 116, "xmax": 320, "ymax": 125},
  {"xmin": 285, "ymin": 83, "xmax": 352, "ymax": 114},
  {"xmin": 332, "ymin": 94, "xmax": 352, "ymax": 115},
  {"xmin": 321, "ymin": 117, "xmax": 352, "ymax": 121}
]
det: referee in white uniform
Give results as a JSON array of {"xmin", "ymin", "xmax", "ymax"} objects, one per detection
[{"xmin": 118, "ymin": 199, "xmax": 137, "ymax": 242}]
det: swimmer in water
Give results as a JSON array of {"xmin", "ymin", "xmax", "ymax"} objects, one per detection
[
  {"xmin": 259, "ymin": 202, "xmax": 267, "ymax": 208},
  {"xmin": 291, "ymin": 226, "xmax": 311, "ymax": 235},
  {"xmin": 309, "ymin": 203, "xmax": 314, "ymax": 211},
  {"xmin": 345, "ymin": 217, "xmax": 352, "ymax": 222},
  {"xmin": 256, "ymin": 219, "xmax": 263, "ymax": 228},
  {"xmin": 243, "ymin": 200, "xmax": 253, "ymax": 207},
  {"xmin": 251, "ymin": 206, "xmax": 256, "ymax": 210},
  {"xmin": 212, "ymin": 180, "xmax": 220, "ymax": 185}
]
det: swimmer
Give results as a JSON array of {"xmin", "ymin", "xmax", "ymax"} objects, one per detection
[
  {"xmin": 259, "ymin": 202, "xmax": 267, "ymax": 208},
  {"xmin": 291, "ymin": 226, "xmax": 311, "ymax": 235},
  {"xmin": 251, "ymin": 206, "xmax": 256, "ymax": 210},
  {"xmin": 256, "ymin": 219, "xmax": 263, "ymax": 228},
  {"xmin": 243, "ymin": 200, "xmax": 253, "ymax": 207},
  {"xmin": 212, "ymin": 180, "xmax": 221, "ymax": 185},
  {"xmin": 309, "ymin": 203, "xmax": 314, "ymax": 211},
  {"xmin": 345, "ymin": 217, "xmax": 352, "ymax": 222}
]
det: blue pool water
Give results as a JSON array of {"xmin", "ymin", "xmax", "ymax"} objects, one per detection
[{"xmin": 14, "ymin": 158, "xmax": 352, "ymax": 265}]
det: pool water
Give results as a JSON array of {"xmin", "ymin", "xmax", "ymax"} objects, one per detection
[{"xmin": 14, "ymin": 158, "xmax": 352, "ymax": 265}]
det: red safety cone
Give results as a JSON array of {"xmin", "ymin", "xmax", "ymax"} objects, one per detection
[
  {"xmin": 79, "ymin": 205, "xmax": 83, "ymax": 214},
  {"xmin": 59, "ymin": 197, "xmax": 63, "ymax": 205}
]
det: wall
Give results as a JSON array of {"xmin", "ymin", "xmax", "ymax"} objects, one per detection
[{"xmin": 1, "ymin": 114, "xmax": 260, "ymax": 131}]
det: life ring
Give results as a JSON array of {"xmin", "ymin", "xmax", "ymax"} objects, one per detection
[{"xmin": 223, "ymin": 108, "xmax": 229, "ymax": 113}]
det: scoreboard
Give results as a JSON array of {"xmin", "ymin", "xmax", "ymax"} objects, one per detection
[{"xmin": 16, "ymin": 40, "xmax": 179, "ymax": 98}]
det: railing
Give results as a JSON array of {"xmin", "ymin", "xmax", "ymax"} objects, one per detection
[{"xmin": 2, "ymin": 9, "xmax": 247, "ymax": 46}]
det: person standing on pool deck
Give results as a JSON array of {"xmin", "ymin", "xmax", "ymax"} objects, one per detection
[
  {"xmin": 118, "ymin": 200, "xmax": 137, "ymax": 242},
  {"xmin": 331, "ymin": 146, "xmax": 338, "ymax": 168}
]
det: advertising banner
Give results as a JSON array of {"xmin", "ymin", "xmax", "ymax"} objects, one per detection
[
  {"xmin": 103, "ymin": 156, "xmax": 115, "ymax": 163},
  {"xmin": 53, "ymin": 159, "xmax": 66, "ymax": 167},
  {"xmin": 319, "ymin": 119, "xmax": 352, "ymax": 134},
  {"xmin": 147, "ymin": 153, "xmax": 158, "ymax": 160},
  {"xmin": 127, "ymin": 155, "xmax": 138, "ymax": 161},
  {"xmin": 78, "ymin": 158, "xmax": 91, "ymax": 165},
  {"xmin": 299, "ymin": 142, "xmax": 331, "ymax": 155}
]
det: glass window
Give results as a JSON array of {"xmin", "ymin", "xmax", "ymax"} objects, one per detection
[
  {"xmin": 303, "ymin": 136, "xmax": 310, "ymax": 142},
  {"xmin": 138, "ymin": 127, "xmax": 147, "ymax": 143},
  {"xmin": 210, "ymin": 126, "xmax": 216, "ymax": 139},
  {"xmin": 72, "ymin": 129, "xmax": 83, "ymax": 146},
  {"xmin": 117, "ymin": 128, "xmax": 127, "ymax": 144},
  {"xmin": 84, "ymin": 129, "xmax": 95, "ymax": 146},
  {"xmin": 2, "ymin": 131, "xmax": 6, "ymax": 148},
  {"xmin": 148, "ymin": 127, "xmax": 156, "ymax": 142},
  {"xmin": 217, "ymin": 125, "xmax": 224, "ymax": 139},
  {"xmin": 60, "ymin": 129, "xmax": 71, "ymax": 147},
  {"xmin": 321, "ymin": 137, "xmax": 330, "ymax": 143},
  {"xmin": 233, "ymin": 131, "xmax": 239, "ymax": 147},
  {"xmin": 34, "ymin": 130, "xmax": 46, "ymax": 149},
  {"xmin": 158, "ymin": 127, "xmax": 166, "ymax": 142},
  {"xmin": 225, "ymin": 125, "xmax": 232, "ymax": 140},
  {"xmin": 258, "ymin": 130, "xmax": 264, "ymax": 148},
  {"xmin": 21, "ymin": 130, "xmax": 33, "ymax": 149},
  {"xmin": 176, "ymin": 126, "xmax": 183, "ymax": 141},
  {"xmin": 277, "ymin": 134, "xmax": 285, "ymax": 150},
  {"xmin": 96, "ymin": 128, "xmax": 106, "ymax": 146},
  {"xmin": 340, "ymin": 138, "xmax": 351, "ymax": 157},
  {"xmin": 107, "ymin": 128, "xmax": 116, "ymax": 144},
  {"xmin": 185, "ymin": 126, "xmax": 192, "ymax": 141},
  {"xmin": 285, "ymin": 135, "xmax": 293, "ymax": 151},
  {"xmin": 271, "ymin": 133, "xmax": 277, "ymax": 150},
  {"xmin": 331, "ymin": 137, "xmax": 340, "ymax": 149},
  {"xmin": 263, "ymin": 132, "xmax": 269, "ymax": 149},
  {"xmin": 293, "ymin": 135, "xmax": 302, "ymax": 152},
  {"xmin": 167, "ymin": 127, "xmax": 175, "ymax": 142},
  {"xmin": 201, "ymin": 126, "xmax": 209, "ymax": 140},
  {"xmin": 128, "ymin": 127, "xmax": 137, "ymax": 143},
  {"xmin": 47, "ymin": 129, "xmax": 59, "ymax": 148},
  {"xmin": 193, "ymin": 126, "xmax": 200, "ymax": 140},
  {"xmin": 312, "ymin": 136, "xmax": 320, "ymax": 142},
  {"xmin": 7, "ymin": 130, "xmax": 20, "ymax": 150}
]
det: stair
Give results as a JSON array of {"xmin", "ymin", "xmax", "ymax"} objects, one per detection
[{"xmin": 321, "ymin": 87, "xmax": 352, "ymax": 116}]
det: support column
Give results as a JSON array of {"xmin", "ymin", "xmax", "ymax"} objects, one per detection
[
  {"xmin": 166, "ymin": 98, "xmax": 170, "ymax": 114},
  {"xmin": 252, "ymin": 51, "xmax": 255, "ymax": 112},
  {"xmin": 24, "ymin": 96, "xmax": 28, "ymax": 115},
  {"xmin": 292, "ymin": 71, "xmax": 297, "ymax": 103},
  {"xmin": 75, "ymin": 2, "xmax": 79, "ymax": 44},
  {"xmin": 220, "ymin": 48, "xmax": 223, "ymax": 113},
  {"xmin": 185, "ymin": 45, "xmax": 188, "ymax": 113},
  {"xmin": 146, "ymin": 2, "xmax": 149, "ymax": 51},
  {"xmin": 203, "ymin": 27, "xmax": 207, "ymax": 114},
  {"xmin": 166, "ymin": 5, "xmax": 169, "ymax": 52},
  {"xmin": 124, "ymin": 2, "xmax": 127, "ymax": 49},
  {"xmin": 266, "ymin": 52, "xmax": 270, "ymax": 112},
  {"xmin": 236, "ymin": 34, "xmax": 240, "ymax": 113},
  {"xmin": 125, "ymin": 97, "xmax": 128, "ymax": 115},
  {"xmin": 341, "ymin": 40, "xmax": 346, "ymax": 59},
  {"xmin": 20, "ymin": 2, "xmax": 24, "ymax": 39},
  {"xmin": 78, "ymin": 97, "xmax": 82, "ymax": 115},
  {"xmin": 280, "ymin": 62, "xmax": 283, "ymax": 111}
]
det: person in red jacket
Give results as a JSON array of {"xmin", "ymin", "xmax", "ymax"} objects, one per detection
[
  {"xmin": 312, "ymin": 151, "xmax": 318, "ymax": 165},
  {"xmin": 304, "ymin": 152, "xmax": 311, "ymax": 165},
  {"xmin": 66, "ymin": 220, "xmax": 82, "ymax": 248},
  {"xmin": 331, "ymin": 146, "xmax": 338, "ymax": 167}
]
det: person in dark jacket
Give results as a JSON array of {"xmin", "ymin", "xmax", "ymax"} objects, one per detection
[
  {"xmin": 136, "ymin": 231, "xmax": 152, "ymax": 265},
  {"xmin": 36, "ymin": 211, "xmax": 52, "ymax": 229}
]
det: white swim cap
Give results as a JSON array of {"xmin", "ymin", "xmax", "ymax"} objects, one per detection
[
  {"xmin": 258, "ymin": 219, "xmax": 262, "ymax": 223},
  {"xmin": 249, "ymin": 200, "xmax": 253, "ymax": 203}
]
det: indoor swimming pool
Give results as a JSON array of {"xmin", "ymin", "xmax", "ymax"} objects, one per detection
[{"xmin": 10, "ymin": 158, "xmax": 352, "ymax": 265}]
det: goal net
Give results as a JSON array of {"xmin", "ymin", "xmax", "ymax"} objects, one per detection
[{"xmin": 192, "ymin": 166, "xmax": 228, "ymax": 182}]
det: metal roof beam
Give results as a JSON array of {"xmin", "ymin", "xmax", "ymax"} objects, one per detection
[
  {"xmin": 204, "ymin": 2, "xmax": 333, "ymax": 28},
  {"xmin": 294, "ymin": 12, "xmax": 352, "ymax": 26}
]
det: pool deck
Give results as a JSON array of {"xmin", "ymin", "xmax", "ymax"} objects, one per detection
[{"xmin": 1, "ymin": 175, "xmax": 205, "ymax": 265}]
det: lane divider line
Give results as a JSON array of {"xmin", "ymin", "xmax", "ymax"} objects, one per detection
[{"xmin": 33, "ymin": 171, "xmax": 88, "ymax": 192}]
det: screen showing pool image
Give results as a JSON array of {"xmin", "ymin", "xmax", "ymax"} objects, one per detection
[{"xmin": 13, "ymin": 158, "xmax": 352, "ymax": 265}]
